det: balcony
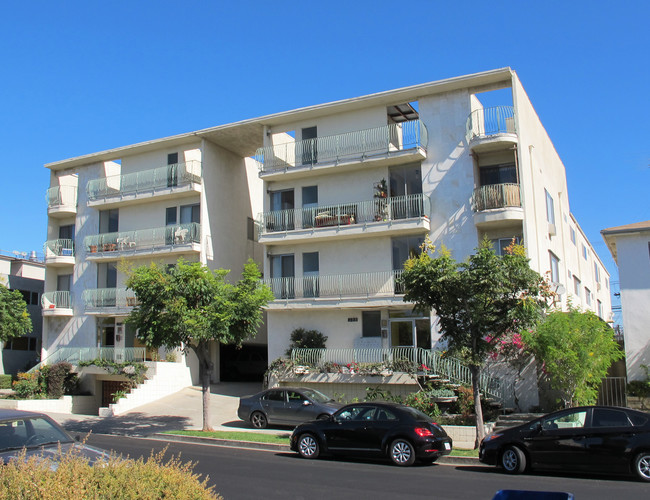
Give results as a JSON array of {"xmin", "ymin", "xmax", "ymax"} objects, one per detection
[
  {"xmin": 259, "ymin": 194, "xmax": 430, "ymax": 245},
  {"xmin": 87, "ymin": 161, "xmax": 202, "ymax": 207},
  {"xmin": 84, "ymin": 223, "xmax": 200, "ymax": 260},
  {"xmin": 43, "ymin": 239, "xmax": 75, "ymax": 267},
  {"xmin": 256, "ymin": 120, "xmax": 428, "ymax": 180},
  {"xmin": 46, "ymin": 186, "xmax": 77, "ymax": 217},
  {"xmin": 82, "ymin": 288, "xmax": 137, "ymax": 315},
  {"xmin": 465, "ymin": 106, "xmax": 517, "ymax": 153},
  {"xmin": 471, "ymin": 183, "xmax": 524, "ymax": 229},
  {"xmin": 41, "ymin": 291, "xmax": 73, "ymax": 316},
  {"xmin": 263, "ymin": 270, "xmax": 405, "ymax": 309}
]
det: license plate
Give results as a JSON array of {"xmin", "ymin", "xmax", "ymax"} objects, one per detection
[{"xmin": 444, "ymin": 442, "xmax": 451, "ymax": 451}]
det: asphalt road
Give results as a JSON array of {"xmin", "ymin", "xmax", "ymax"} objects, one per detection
[{"xmin": 87, "ymin": 435, "xmax": 649, "ymax": 500}]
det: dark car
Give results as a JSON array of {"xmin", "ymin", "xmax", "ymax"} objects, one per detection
[
  {"xmin": 479, "ymin": 405, "xmax": 650, "ymax": 481},
  {"xmin": 290, "ymin": 402, "xmax": 452, "ymax": 466},
  {"xmin": 0, "ymin": 409, "xmax": 108, "ymax": 467},
  {"xmin": 237, "ymin": 387, "xmax": 343, "ymax": 429}
]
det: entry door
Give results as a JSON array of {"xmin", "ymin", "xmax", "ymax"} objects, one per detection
[
  {"xmin": 301, "ymin": 126, "xmax": 317, "ymax": 165},
  {"xmin": 302, "ymin": 186, "xmax": 318, "ymax": 228},
  {"xmin": 270, "ymin": 189, "xmax": 295, "ymax": 231},
  {"xmin": 390, "ymin": 165, "xmax": 423, "ymax": 219},
  {"xmin": 271, "ymin": 254, "xmax": 295, "ymax": 299},
  {"xmin": 390, "ymin": 319, "xmax": 431, "ymax": 349}
]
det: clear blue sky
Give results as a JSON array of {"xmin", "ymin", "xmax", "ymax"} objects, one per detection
[{"xmin": 1, "ymin": 1, "xmax": 648, "ymax": 288}]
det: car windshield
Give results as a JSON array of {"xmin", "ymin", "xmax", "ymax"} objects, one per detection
[
  {"xmin": 300, "ymin": 388, "xmax": 332, "ymax": 404},
  {"xmin": 0, "ymin": 417, "xmax": 73, "ymax": 451}
]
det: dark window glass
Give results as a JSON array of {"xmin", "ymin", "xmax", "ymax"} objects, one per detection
[
  {"xmin": 31, "ymin": 292, "xmax": 38, "ymax": 305},
  {"xmin": 11, "ymin": 337, "xmax": 29, "ymax": 351},
  {"xmin": 166, "ymin": 207, "xmax": 177, "ymax": 225},
  {"xmin": 58, "ymin": 224, "xmax": 75, "ymax": 240},
  {"xmin": 480, "ymin": 163, "xmax": 517, "ymax": 185},
  {"xmin": 592, "ymin": 408, "xmax": 631, "ymax": 428},
  {"xmin": 167, "ymin": 153, "xmax": 178, "ymax": 165},
  {"xmin": 180, "ymin": 204, "xmax": 200, "ymax": 224},
  {"xmin": 20, "ymin": 290, "xmax": 30, "ymax": 303},
  {"xmin": 263, "ymin": 390, "xmax": 285, "ymax": 402},
  {"xmin": 630, "ymin": 414, "xmax": 649, "ymax": 426},
  {"xmin": 362, "ymin": 311, "xmax": 381, "ymax": 337},
  {"xmin": 247, "ymin": 217, "xmax": 255, "ymax": 241}
]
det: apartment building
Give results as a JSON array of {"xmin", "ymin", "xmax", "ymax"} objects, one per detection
[
  {"xmin": 0, "ymin": 252, "xmax": 44, "ymax": 375},
  {"xmin": 42, "ymin": 68, "xmax": 611, "ymax": 406}
]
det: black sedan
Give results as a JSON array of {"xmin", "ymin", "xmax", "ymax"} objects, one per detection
[
  {"xmin": 290, "ymin": 402, "xmax": 452, "ymax": 466},
  {"xmin": 479, "ymin": 405, "xmax": 650, "ymax": 481},
  {"xmin": 237, "ymin": 387, "xmax": 343, "ymax": 429}
]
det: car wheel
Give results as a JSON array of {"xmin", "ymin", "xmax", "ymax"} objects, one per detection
[
  {"xmin": 390, "ymin": 439, "xmax": 416, "ymax": 467},
  {"xmin": 297, "ymin": 433, "xmax": 320, "ymax": 459},
  {"xmin": 250, "ymin": 411, "xmax": 268, "ymax": 429},
  {"xmin": 633, "ymin": 452, "xmax": 650, "ymax": 482},
  {"xmin": 317, "ymin": 414, "xmax": 330, "ymax": 420},
  {"xmin": 500, "ymin": 445, "xmax": 526, "ymax": 474}
]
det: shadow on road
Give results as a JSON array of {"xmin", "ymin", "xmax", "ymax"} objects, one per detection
[{"xmin": 59, "ymin": 413, "xmax": 193, "ymax": 437}]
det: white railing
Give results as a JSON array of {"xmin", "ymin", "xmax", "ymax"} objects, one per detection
[
  {"xmin": 263, "ymin": 270, "xmax": 404, "ymax": 300},
  {"xmin": 46, "ymin": 185, "xmax": 77, "ymax": 208},
  {"xmin": 289, "ymin": 347, "xmax": 503, "ymax": 401},
  {"xmin": 28, "ymin": 347, "xmax": 147, "ymax": 373},
  {"xmin": 466, "ymin": 106, "xmax": 516, "ymax": 142},
  {"xmin": 256, "ymin": 120, "xmax": 427, "ymax": 173},
  {"xmin": 87, "ymin": 161, "xmax": 202, "ymax": 201},
  {"xmin": 259, "ymin": 193, "xmax": 430, "ymax": 234},
  {"xmin": 82, "ymin": 288, "xmax": 137, "ymax": 309},
  {"xmin": 41, "ymin": 291, "xmax": 71, "ymax": 309},
  {"xmin": 43, "ymin": 239, "xmax": 75, "ymax": 258},
  {"xmin": 84, "ymin": 223, "xmax": 200, "ymax": 255},
  {"xmin": 471, "ymin": 183, "xmax": 521, "ymax": 212}
]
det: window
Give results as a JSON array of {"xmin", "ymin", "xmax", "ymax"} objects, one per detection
[
  {"xmin": 301, "ymin": 126, "xmax": 317, "ymax": 165},
  {"xmin": 549, "ymin": 252, "xmax": 560, "ymax": 284},
  {"xmin": 491, "ymin": 237, "xmax": 521, "ymax": 256},
  {"xmin": 57, "ymin": 274, "xmax": 71, "ymax": 292},
  {"xmin": 99, "ymin": 209, "xmax": 119, "ymax": 234},
  {"xmin": 479, "ymin": 163, "xmax": 517, "ymax": 186},
  {"xmin": 592, "ymin": 408, "xmax": 631, "ymax": 428},
  {"xmin": 582, "ymin": 243, "xmax": 588, "ymax": 260},
  {"xmin": 573, "ymin": 276, "xmax": 581, "ymax": 298},
  {"xmin": 594, "ymin": 262, "xmax": 601, "ymax": 284},
  {"xmin": 180, "ymin": 203, "xmax": 200, "ymax": 224},
  {"xmin": 58, "ymin": 224, "xmax": 75, "ymax": 241},
  {"xmin": 585, "ymin": 287, "xmax": 592, "ymax": 306},
  {"xmin": 165, "ymin": 207, "xmax": 177, "ymax": 225},
  {"xmin": 545, "ymin": 189, "xmax": 555, "ymax": 225},
  {"xmin": 570, "ymin": 226, "xmax": 576, "ymax": 245},
  {"xmin": 302, "ymin": 252, "xmax": 319, "ymax": 298},
  {"xmin": 597, "ymin": 300, "xmax": 603, "ymax": 319},
  {"xmin": 362, "ymin": 311, "xmax": 381, "ymax": 337},
  {"xmin": 167, "ymin": 153, "xmax": 179, "ymax": 187},
  {"xmin": 542, "ymin": 409, "xmax": 587, "ymax": 430},
  {"xmin": 392, "ymin": 236, "xmax": 425, "ymax": 270},
  {"xmin": 262, "ymin": 390, "xmax": 284, "ymax": 402},
  {"xmin": 247, "ymin": 217, "xmax": 255, "ymax": 241}
]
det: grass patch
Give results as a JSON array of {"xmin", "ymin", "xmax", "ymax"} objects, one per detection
[{"xmin": 449, "ymin": 448, "xmax": 478, "ymax": 457}]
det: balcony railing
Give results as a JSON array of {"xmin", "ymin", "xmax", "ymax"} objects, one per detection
[
  {"xmin": 46, "ymin": 186, "xmax": 77, "ymax": 209},
  {"xmin": 466, "ymin": 106, "xmax": 516, "ymax": 142},
  {"xmin": 471, "ymin": 183, "xmax": 521, "ymax": 212},
  {"xmin": 43, "ymin": 239, "xmax": 75, "ymax": 258},
  {"xmin": 28, "ymin": 347, "xmax": 147, "ymax": 373},
  {"xmin": 84, "ymin": 222, "xmax": 200, "ymax": 255},
  {"xmin": 263, "ymin": 270, "xmax": 404, "ymax": 300},
  {"xmin": 259, "ymin": 193, "xmax": 430, "ymax": 234},
  {"xmin": 290, "ymin": 347, "xmax": 503, "ymax": 401},
  {"xmin": 82, "ymin": 288, "xmax": 137, "ymax": 309},
  {"xmin": 256, "ymin": 120, "xmax": 428, "ymax": 173},
  {"xmin": 41, "ymin": 291, "xmax": 71, "ymax": 310},
  {"xmin": 87, "ymin": 161, "xmax": 202, "ymax": 202}
]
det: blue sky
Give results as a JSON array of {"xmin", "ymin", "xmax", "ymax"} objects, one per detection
[{"xmin": 1, "ymin": 0, "xmax": 648, "ymax": 290}]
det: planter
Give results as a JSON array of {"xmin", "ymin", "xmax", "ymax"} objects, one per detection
[
  {"xmin": 89, "ymin": 245, "xmax": 97, "ymax": 253},
  {"xmin": 432, "ymin": 396, "xmax": 458, "ymax": 403}
]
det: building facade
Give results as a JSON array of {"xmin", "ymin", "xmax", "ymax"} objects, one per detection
[
  {"xmin": 42, "ymin": 68, "xmax": 611, "ymax": 406},
  {"xmin": 602, "ymin": 221, "xmax": 650, "ymax": 381}
]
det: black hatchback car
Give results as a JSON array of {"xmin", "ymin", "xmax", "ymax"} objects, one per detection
[
  {"xmin": 479, "ymin": 405, "xmax": 650, "ymax": 481},
  {"xmin": 290, "ymin": 402, "xmax": 452, "ymax": 466}
]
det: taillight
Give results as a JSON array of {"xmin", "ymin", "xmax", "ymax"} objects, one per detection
[{"xmin": 415, "ymin": 427, "xmax": 433, "ymax": 437}]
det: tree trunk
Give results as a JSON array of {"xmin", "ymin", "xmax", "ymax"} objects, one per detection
[
  {"xmin": 193, "ymin": 343, "xmax": 214, "ymax": 431},
  {"xmin": 470, "ymin": 364, "xmax": 485, "ymax": 447}
]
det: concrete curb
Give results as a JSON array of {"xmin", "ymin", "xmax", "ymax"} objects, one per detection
[{"xmin": 151, "ymin": 432, "xmax": 482, "ymax": 466}]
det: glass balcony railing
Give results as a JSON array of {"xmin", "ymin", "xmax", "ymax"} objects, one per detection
[
  {"xmin": 471, "ymin": 183, "xmax": 521, "ymax": 212},
  {"xmin": 263, "ymin": 270, "xmax": 404, "ymax": 300},
  {"xmin": 43, "ymin": 239, "xmax": 75, "ymax": 258},
  {"xmin": 465, "ymin": 106, "xmax": 516, "ymax": 142},
  {"xmin": 41, "ymin": 291, "xmax": 71, "ymax": 310},
  {"xmin": 82, "ymin": 288, "xmax": 137, "ymax": 309},
  {"xmin": 46, "ymin": 186, "xmax": 78, "ymax": 209},
  {"xmin": 84, "ymin": 222, "xmax": 200, "ymax": 255},
  {"xmin": 29, "ymin": 347, "xmax": 147, "ymax": 373},
  {"xmin": 259, "ymin": 193, "xmax": 430, "ymax": 234},
  {"xmin": 87, "ymin": 161, "xmax": 202, "ymax": 202},
  {"xmin": 255, "ymin": 120, "xmax": 428, "ymax": 173}
]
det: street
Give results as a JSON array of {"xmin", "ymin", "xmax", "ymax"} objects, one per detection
[{"xmin": 87, "ymin": 434, "xmax": 649, "ymax": 500}]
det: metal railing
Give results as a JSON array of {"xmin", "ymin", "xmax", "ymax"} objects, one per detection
[
  {"xmin": 597, "ymin": 376, "xmax": 627, "ymax": 407},
  {"xmin": 263, "ymin": 270, "xmax": 404, "ymax": 300},
  {"xmin": 46, "ymin": 185, "xmax": 78, "ymax": 209},
  {"xmin": 259, "ymin": 193, "xmax": 430, "ymax": 234},
  {"xmin": 87, "ymin": 161, "xmax": 202, "ymax": 201},
  {"xmin": 466, "ymin": 106, "xmax": 516, "ymax": 142},
  {"xmin": 82, "ymin": 288, "xmax": 137, "ymax": 309},
  {"xmin": 256, "ymin": 120, "xmax": 428, "ymax": 173},
  {"xmin": 84, "ymin": 222, "xmax": 200, "ymax": 255},
  {"xmin": 471, "ymin": 183, "xmax": 521, "ymax": 212},
  {"xmin": 28, "ymin": 347, "xmax": 147, "ymax": 373},
  {"xmin": 290, "ymin": 347, "xmax": 503, "ymax": 401},
  {"xmin": 41, "ymin": 291, "xmax": 71, "ymax": 309},
  {"xmin": 43, "ymin": 239, "xmax": 75, "ymax": 258}
]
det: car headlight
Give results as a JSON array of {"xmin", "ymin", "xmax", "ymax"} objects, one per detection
[{"xmin": 482, "ymin": 433, "xmax": 502, "ymax": 443}]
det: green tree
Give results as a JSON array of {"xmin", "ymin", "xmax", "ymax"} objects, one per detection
[
  {"xmin": 400, "ymin": 238, "xmax": 550, "ymax": 443},
  {"xmin": 523, "ymin": 308, "xmax": 623, "ymax": 407},
  {"xmin": 125, "ymin": 259, "xmax": 273, "ymax": 431},
  {"xmin": 0, "ymin": 283, "xmax": 33, "ymax": 375}
]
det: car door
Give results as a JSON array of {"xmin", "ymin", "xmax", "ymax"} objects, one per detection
[
  {"xmin": 281, "ymin": 390, "xmax": 318, "ymax": 425},
  {"xmin": 260, "ymin": 390, "xmax": 286, "ymax": 423},
  {"xmin": 324, "ymin": 406, "xmax": 377, "ymax": 451},
  {"xmin": 581, "ymin": 407, "xmax": 636, "ymax": 473},
  {"xmin": 525, "ymin": 408, "xmax": 590, "ymax": 470}
]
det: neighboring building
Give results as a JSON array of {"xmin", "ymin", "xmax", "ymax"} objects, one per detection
[
  {"xmin": 0, "ymin": 252, "xmax": 45, "ymax": 375},
  {"xmin": 43, "ymin": 68, "xmax": 611, "ymax": 411},
  {"xmin": 602, "ymin": 220, "xmax": 650, "ymax": 381}
]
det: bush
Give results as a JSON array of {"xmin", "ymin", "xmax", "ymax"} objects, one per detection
[
  {"xmin": 0, "ymin": 375, "xmax": 12, "ymax": 389},
  {"xmin": 627, "ymin": 380, "xmax": 650, "ymax": 398},
  {"xmin": 42, "ymin": 362, "xmax": 74, "ymax": 399},
  {"xmin": 404, "ymin": 391, "xmax": 441, "ymax": 418},
  {"xmin": 12, "ymin": 372, "xmax": 42, "ymax": 399},
  {"xmin": 285, "ymin": 328, "xmax": 328, "ymax": 357},
  {"xmin": 0, "ymin": 448, "xmax": 219, "ymax": 500}
]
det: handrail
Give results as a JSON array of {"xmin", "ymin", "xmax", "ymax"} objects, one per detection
[
  {"xmin": 41, "ymin": 291, "xmax": 71, "ymax": 309},
  {"xmin": 84, "ymin": 222, "xmax": 200, "ymax": 255},
  {"xmin": 259, "ymin": 193, "xmax": 430, "ymax": 234},
  {"xmin": 43, "ymin": 239, "xmax": 75, "ymax": 258},
  {"xmin": 471, "ymin": 183, "xmax": 521, "ymax": 212},
  {"xmin": 263, "ymin": 270, "xmax": 404, "ymax": 300},
  {"xmin": 466, "ymin": 105, "xmax": 516, "ymax": 142},
  {"xmin": 46, "ymin": 186, "xmax": 77, "ymax": 208},
  {"xmin": 256, "ymin": 120, "xmax": 428, "ymax": 173},
  {"xmin": 87, "ymin": 160, "xmax": 202, "ymax": 201},
  {"xmin": 28, "ymin": 347, "xmax": 147, "ymax": 373},
  {"xmin": 289, "ymin": 347, "xmax": 503, "ymax": 401},
  {"xmin": 82, "ymin": 288, "xmax": 137, "ymax": 309}
]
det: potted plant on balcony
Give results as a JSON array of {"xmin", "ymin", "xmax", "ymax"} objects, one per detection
[{"xmin": 374, "ymin": 179, "xmax": 389, "ymax": 221}]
